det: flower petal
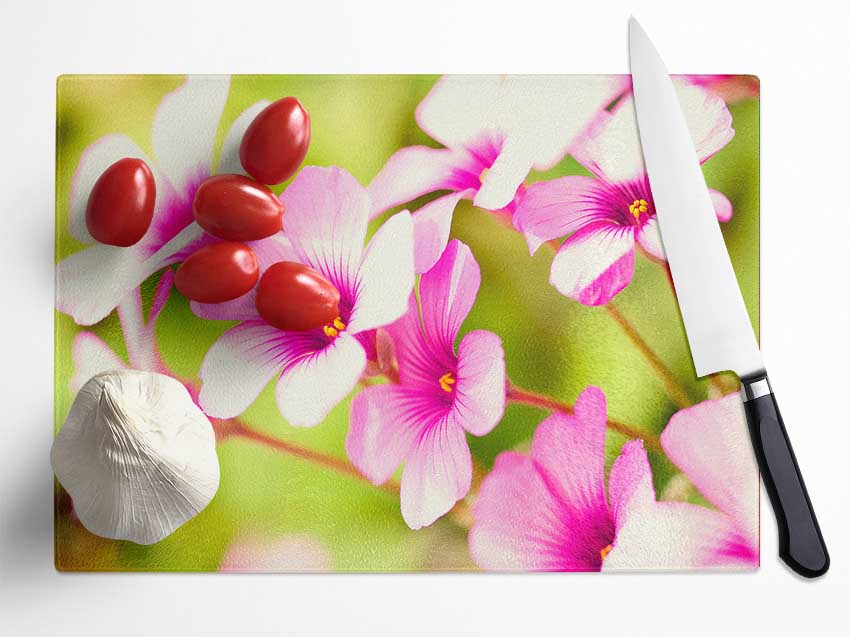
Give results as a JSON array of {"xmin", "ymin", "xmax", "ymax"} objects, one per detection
[
  {"xmin": 469, "ymin": 452, "xmax": 603, "ymax": 571},
  {"xmin": 151, "ymin": 76, "xmax": 230, "ymax": 193},
  {"xmin": 512, "ymin": 176, "xmax": 610, "ymax": 255},
  {"xmin": 411, "ymin": 190, "xmax": 468, "ymax": 274},
  {"xmin": 191, "ymin": 234, "xmax": 296, "ymax": 321},
  {"xmin": 531, "ymin": 387, "xmax": 611, "ymax": 527},
  {"xmin": 603, "ymin": 440, "xmax": 748, "ymax": 570},
  {"xmin": 346, "ymin": 384, "xmax": 430, "ymax": 485},
  {"xmin": 400, "ymin": 417, "xmax": 471, "ymax": 529},
  {"xmin": 661, "ymin": 394, "xmax": 759, "ymax": 549},
  {"xmin": 710, "ymin": 189, "xmax": 734, "ymax": 222},
  {"xmin": 549, "ymin": 224, "xmax": 635, "ymax": 306},
  {"xmin": 452, "ymin": 330, "xmax": 505, "ymax": 436},
  {"xmin": 420, "ymin": 76, "xmax": 625, "ymax": 211},
  {"xmin": 70, "ymin": 332, "xmax": 126, "ymax": 394},
  {"xmin": 275, "ymin": 333, "xmax": 366, "ymax": 427},
  {"xmin": 56, "ymin": 224, "xmax": 205, "ymax": 326},
  {"xmin": 216, "ymin": 100, "xmax": 270, "ymax": 175},
  {"xmin": 418, "ymin": 239, "xmax": 480, "ymax": 356},
  {"xmin": 68, "ymin": 134, "xmax": 156, "ymax": 244},
  {"xmin": 636, "ymin": 216, "xmax": 666, "ymax": 260},
  {"xmin": 198, "ymin": 321, "xmax": 287, "ymax": 418},
  {"xmin": 368, "ymin": 146, "xmax": 461, "ymax": 216},
  {"xmin": 348, "ymin": 211, "xmax": 414, "ymax": 333},
  {"xmin": 573, "ymin": 80, "xmax": 733, "ymax": 184},
  {"xmin": 280, "ymin": 166, "xmax": 369, "ymax": 291}
]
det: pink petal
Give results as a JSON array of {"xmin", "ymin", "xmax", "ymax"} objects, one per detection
[
  {"xmin": 418, "ymin": 239, "xmax": 480, "ymax": 356},
  {"xmin": 469, "ymin": 452, "xmax": 605, "ymax": 571},
  {"xmin": 604, "ymin": 440, "xmax": 749, "ymax": 570},
  {"xmin": 368, "ymin": 146, "xmax": 460, "ymax": 216},
  {"xmin": 411, "ymin": 190, "xmax": 469, "ymax": 274},
  {"xmin": 191, "ymin": 234, "xmax": 296, "ymax": 321},
  {"xmin": 149, "ymin": 270, "xmax": 175, "ymax": 325},
  {"xmin": 198, "ymin": 321, "xmax": 287, "ymax": 418},
  {"xmin": 56, "ymin": 224, "xmax": 205, "ymax": 326},
  {"xmin": 661, "ymin": 394, "xmax": 759, "ymax": 550},
  {"xmin": 512, "ymin": 176, "xmax": 610, "ymax": 255},
  {"xmin": 217, "ymin": 100, "xmax": 270, "ymax": 175},
  {"xmin": 151, "ymin": 76, "xmax": 230, "ymax": 194},
  {"xmin": 68, "ymin": 134, "xmax": 157, "ymax": 244},
  {"xmin": 400, "ymin": 417, "xmax": 472, "ymax": 529},
  {"xmin": 275, "ymin": 333, "xmax": 366, "ymax": 427},
  {"xmin": 348, "ymin": 211, "xmax": 414, "ymax": 334},
  {"xmin": 70, "ymin": 332, "xmax": 126, "ymax": 394},
  {"xmin": 220, "ymin": 534, "xmax": 332, "ymax": 572},
  {"xmin": 549, "ymin": 224, "xmax": 636, "ymax": 306},
  {"xmin": 452, "ymin": 330, "xmax": 506, "ymax": 436},
  {"xmin": 710, "ymin": 189, "xmax": 734, "ymax": 222},
  {"xmin": 636, "ymin": 216, "xmax": 666, "ymax": 260},
  {"xmin": 346, "ymin": 384, "xmax": 430, "ymax": 485},
  {"xmin": 531, "ymin": 387, "xmax": 611, "ymax": 528},
  {"xmin": 387, "ymin": 295, "xmax": 450, "ymax": 387},
  {"xmin": 674, "ymin": 81, "xmax": 735, "ymax": 163},
  {"xmin": 280, "ymin": 166, "xmax": 369, "ymax": 291},
  {"xmin": 472, "ymin": 136, "xmax": 534, "ymax": 211}
]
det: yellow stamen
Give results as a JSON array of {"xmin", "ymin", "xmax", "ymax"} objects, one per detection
[
  {"xmin": 600, "ymin": 543, "xmax": 613, "ymax": 561},
  {"xmin": 479, "ymin": 168, "xmax": 490, "ymax": 184},
  {"xmin": 628, "ymin": 198, "xmax": 649, "ymax": 220},
  {"xmin": 438, "ymin": 372, "xmax": 456, "ymax": 393},
  {"xmin": 323, "ymin": 317, "xmax": 346, "ymax": 339}
]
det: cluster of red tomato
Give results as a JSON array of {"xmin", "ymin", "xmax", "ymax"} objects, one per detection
[{"xmin": 85, "ymin": 97, "xmax": 342, "ymax": 332}]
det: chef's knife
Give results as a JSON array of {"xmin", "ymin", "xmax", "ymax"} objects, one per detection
[{"xmin": 629, "ymin": 18, "xmax": 829, "ymax": 578}]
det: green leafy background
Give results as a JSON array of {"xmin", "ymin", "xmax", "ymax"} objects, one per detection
[{"xmin": 54, "ymin": 75, "xmax": 759, "ymax": 571}]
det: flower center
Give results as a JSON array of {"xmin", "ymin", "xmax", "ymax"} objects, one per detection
[
  {"xmin": 438, "ymin": 372, "xmax": 456, "ymax": 393},
  {"xmin": 628, "ymin": 199, "xmax": 649, "ymax": 220},
  {"xmin": 478, "ymin": 167, "xmax": 490, "ymax": 184},
  {"xmin": 323, "ymin": 317, "xmax": 346, "ymax": 339},
  {"xmin": 600, "ymin": 543, "xmax": 613, "ymax": 561}
]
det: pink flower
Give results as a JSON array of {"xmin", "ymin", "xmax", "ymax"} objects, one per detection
[
  {"xmin": 661, "ymin": 394, "xmax": 759, "ymax": 565},
  {"xmin": 196, "ymin": 166, "xmax": 414, "ymax": 427},
  {"xmin": 220, "ymin": 534, "xmax": 332, "ymax": 572},
  {"xmin": 470, "ymin": 387, "xmax": 752, "ymax": 571},
  {"xmin": 346, "ymin": 240, "xmax": 506, "ymax": 529},
  {"xmin": 685, "ymin": 74, "xmax": 759, "ymax": 104},
  {"xmin": 56, "ymin": 76, "xmax": 272, "ymax": 326},
  {"xmin": 369, "ymin": 75, "xmax": 627, "ymax": 273},
  {"xmin": 513, "ymin": 80, "xmax": 735, "ymax": 306}
]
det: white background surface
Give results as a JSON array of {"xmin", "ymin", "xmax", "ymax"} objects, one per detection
[{"xmin": 1, "ymin": 0, "xmax": 848, "ymax": 634}]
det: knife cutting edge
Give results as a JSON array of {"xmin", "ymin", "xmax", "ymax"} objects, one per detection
[{"xmin": 628, "ymin": 18, "xmax": 829, "ymax": 578}]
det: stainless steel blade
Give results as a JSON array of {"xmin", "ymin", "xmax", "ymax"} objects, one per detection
[{"xmin": 628, "ymin": 18, "xmax": 763, "ymax": 378}]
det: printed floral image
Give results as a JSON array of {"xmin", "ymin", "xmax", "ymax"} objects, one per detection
[{"xmin": 54, "ymin": 74, "xmax": 760, "ymax": 571}]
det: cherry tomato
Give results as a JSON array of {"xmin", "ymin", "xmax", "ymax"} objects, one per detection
[
  {"xmin": 86, "ymin": 158, "xmax": 156, "ymax": 246},
  {"xmin": 239, "ymin": 97, "xmax": 310, "ymax": 185},
  {"xmin": 175, "ymin": 242, "xmax": 259, "ymax": 303},
  {"xmin": 193, "ymin": 174, "xmax": 284, "ymax": 241},
  {"xmin": 256, "ymin": 261, "xmax": 340, "ymax": 331}
]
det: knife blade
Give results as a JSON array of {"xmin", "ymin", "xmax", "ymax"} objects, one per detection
[{"xmin": 629, "ymin": 17, "xmax": 829, "ymax": 578}]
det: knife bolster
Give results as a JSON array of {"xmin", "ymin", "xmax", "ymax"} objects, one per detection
[{"xmin": 741, "ymin": 374, "xmax": 772, "ymax": 402}]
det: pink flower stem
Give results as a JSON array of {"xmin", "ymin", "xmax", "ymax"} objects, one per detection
[
  {"xmin": 542, "ymin": 238, "xmax": 693, "ymax": 409},
  {"xmin": 641, "ymin": 249, "xmax": 737, "ymax": 396},
  {"xmin": 506, "ymin": 382, "xmax": 662, "ymax": 452},
  {"xmin": 213, "ymin": 417, "xmax": 401, "ymax": 495}
]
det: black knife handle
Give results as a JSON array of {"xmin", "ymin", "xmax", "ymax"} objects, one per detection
[{"xmin": 741, "ymin": 374, "xmax": 829, "ymax": 578}]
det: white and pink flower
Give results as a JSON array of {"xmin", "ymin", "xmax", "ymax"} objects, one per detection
[
  {"xmin": 346, "ymin": 240, "xmax": 506, "ymax": 529},
  {"xmin": 57, "ymin": 76, "xmax": 271, "ymax": 326},
  {"xmin": 369, "ymin": 75, "xmax": 627, "ymax": 273},
  {"xmin": 661, "ymin": 393, "xmax": 760, "ymax": 564},
  {"xmin": 469, "ymin": 387, "xmax": 752, "ymax": 571},
  {"xmin": 513, "ymin": 80, "xmax": 735, "ymax": 306},
  {"xmin": 195, "ymin": 166, "xmax": 414, "ymax": 427}
]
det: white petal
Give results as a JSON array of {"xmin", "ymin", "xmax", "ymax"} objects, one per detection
[
  {"xmin": 152, "ymin": 76, "xmax": 230, "ymax": 192},
  {"xmin": 216, "ymin": 100, "xmax": 270, "ymax": 175}
]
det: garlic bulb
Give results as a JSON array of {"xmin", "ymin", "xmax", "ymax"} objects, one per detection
[{"xmin": 51, "ymin": 370, "xmax": 220, "ymax": 545}]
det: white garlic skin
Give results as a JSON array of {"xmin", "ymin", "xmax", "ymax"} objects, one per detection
[{"xmin": 51, "ymin": 370, "xmax": 220, "ymax": 545}]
